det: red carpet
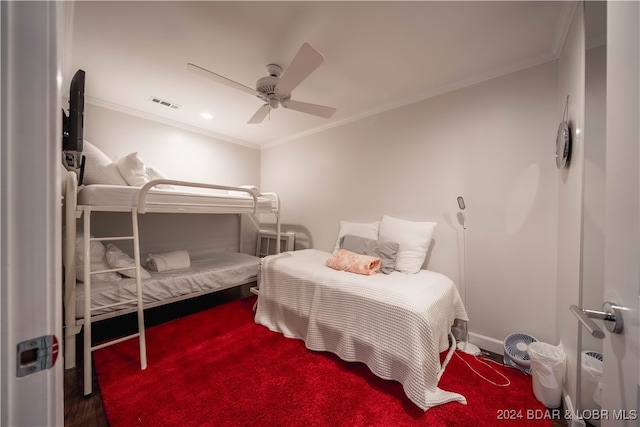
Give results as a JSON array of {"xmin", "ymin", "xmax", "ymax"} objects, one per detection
[{"xmin": 94, "ymin": 297, "xmax": 553, "ymax": 426}]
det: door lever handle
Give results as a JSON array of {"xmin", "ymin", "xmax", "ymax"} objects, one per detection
[
  {"xmin": 570, "ymin": 305, "xmax": 605, "ymax": 338},
  {"xmin": 570, "ymin": 301, "xmax": 624, "ymax": 338}
]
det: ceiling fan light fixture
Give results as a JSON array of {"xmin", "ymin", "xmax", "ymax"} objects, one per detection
[{"xmin": 265, "ymin": 64, "xmax": 283, "ymax": 77}]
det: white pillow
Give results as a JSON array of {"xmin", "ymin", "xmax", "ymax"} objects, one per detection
[
  {"xmin": 146, "ymin": 166, "xmax": 174, "ymax": 190},
  {"xmin": 378, "ymin": 215, "xmax": 437, "ymax": 274},
  {"xmin": 146, "ymin": 166, "xmax": 167, "ymax": 180},
  {"xmin": 105, "ymin": 243, "xmax": 151, "ymax": 279},
  {"xmin": 66, "ymin": 232, "xmax": 122, "ymax": 283},
  {"xmin": 115, "ymin": 152, "xmax": 149, "ymax": 187},
  {"xmin": 81, "ymin": 141, "xmax": 128, "ymax": 185},
  {"xmin": 332, "ymin": 220, "xmax": 380, "ymax": 254}
]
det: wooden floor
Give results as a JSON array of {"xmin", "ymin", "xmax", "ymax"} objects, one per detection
[
  {"xmin": 64, "ymin": 361, "xmax": 108, "ymax": 427},
  {"xmin": 64, "ymin": 286, "xmax": 567, "ymax": 427}
]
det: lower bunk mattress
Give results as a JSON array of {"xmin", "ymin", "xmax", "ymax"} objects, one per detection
[
  {"xmin": 76, "ymin": 251, "xmax": 259, "ymax": 319},
  {"xmin": 255, "ymin": 249, "xmax": 469, "ymax": 411}
]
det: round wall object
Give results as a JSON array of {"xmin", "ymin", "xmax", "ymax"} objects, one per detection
[{"xmin": 556, "ymin": 120, "xmax": 572, "ymax": 169}]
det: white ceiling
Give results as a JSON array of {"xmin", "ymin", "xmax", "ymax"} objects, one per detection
[{"xmin": 67, "ymin": 1, "xmax": 572, "ymax": 149}]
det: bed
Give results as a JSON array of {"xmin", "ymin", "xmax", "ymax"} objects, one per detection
[
  {"xmin": 62, "ymin": 152, "xmax": 281, "ymax": 394},
  {"xmin": 73, "ymin": 251, "xmax": 262, "ymax": 320},
  {"xmin": 254, "ymin": 219, "xmax": 469, "ymax": 411}
]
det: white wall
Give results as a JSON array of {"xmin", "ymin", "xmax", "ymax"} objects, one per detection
[
  {"xmin": 81, "ymin": 104, "xmax": 263, "ymax": 256},
  {"xmin": 84, "ymin": 104, "xmax": 260, "ymax": 186},
  {"xmin": 555, "ymin": 2, "xmax": 585, "ymax": 406},
  {"xmin": 261, "ymin": 61, "xmax": 559, "ymax": 352}
]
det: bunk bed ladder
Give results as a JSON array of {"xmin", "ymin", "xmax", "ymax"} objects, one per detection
[{"xmin": 82, "ymin": 207, "xmax": 147, "ymax": 396}]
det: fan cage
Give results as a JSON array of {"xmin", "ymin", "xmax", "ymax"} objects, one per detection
[
  {"xmin": 503, "ymin": 333, "xmax": 538, "ymax": 372},
  {"xmin": 584, "ymin": 351, "xmax": 603, "ymax": 362}
]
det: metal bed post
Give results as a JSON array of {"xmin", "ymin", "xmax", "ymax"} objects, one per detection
[
  {"xmin": 262, "ymin": 191, "xmax": 281, "ymax": 254},
  {"xmin": 130, "ymin": 208, "xmax": 148, "ymax": 371},
  {"xmin": 82, "ymin": 207, "xmax": 93, "ymax": 394},
  {"xmin": 63, "ymin": 171, "xmax": 79, "ymax": 369},
  {"xmin": 238, "ymin": 214, "xmax": 243, "ymax": 253},
  {"xmin": 275, "ymin": 211, "xmax": 281, "ymax": 253}
]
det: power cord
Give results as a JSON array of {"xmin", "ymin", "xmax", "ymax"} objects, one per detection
[{"xmin": 455, "ymin": 350, "xmax": 511, "ymax": 387}]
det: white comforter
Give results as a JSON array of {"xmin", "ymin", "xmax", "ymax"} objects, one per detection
[{"xmin": 254, "ymin": 249, "xmax": 469, "ymax": 411}]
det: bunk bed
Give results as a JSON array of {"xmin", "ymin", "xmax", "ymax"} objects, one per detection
[{"xmin": 62, "ymin": 170, "xmax": 281, "ymax": 395}]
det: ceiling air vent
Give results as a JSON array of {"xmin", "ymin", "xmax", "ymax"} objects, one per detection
[{"xmin": 148, "ymin": 96, "xmax": 181, "ymax": 110}]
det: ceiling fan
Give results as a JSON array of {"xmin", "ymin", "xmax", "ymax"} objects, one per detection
[{"xmin": 187, "ymin": 43, "xmax": 337, "ymax": 124}]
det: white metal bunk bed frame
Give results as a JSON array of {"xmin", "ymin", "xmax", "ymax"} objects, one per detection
[{"xmin": 62, "ymin": 171, "xmax": 281, "ymax": 395}]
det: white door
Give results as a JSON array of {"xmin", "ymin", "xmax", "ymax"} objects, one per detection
[
  {"xmin": 0, "ymin": 1, "xmax": 64, "ymax": 426},
  {"xmin": 601, "ymin": 2, "xmax": 639, "ymax": 426}
]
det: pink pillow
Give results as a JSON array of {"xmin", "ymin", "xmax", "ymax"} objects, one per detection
[{"xmin": 326, "ymin": 249, "xmax": 381, "ymax": 276}]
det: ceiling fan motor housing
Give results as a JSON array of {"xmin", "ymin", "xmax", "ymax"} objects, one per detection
[{"xmin": 256, "ymin": 72, "xmax": 290, "ymax": 108}]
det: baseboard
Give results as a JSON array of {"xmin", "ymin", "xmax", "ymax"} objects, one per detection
[
  {"xmin": 468, "ymin": 332, "xmax": 504, "ymax": 355},
  {"xmin": 564, "ymin": 393, "xmax": 587, "ymax": 427}
]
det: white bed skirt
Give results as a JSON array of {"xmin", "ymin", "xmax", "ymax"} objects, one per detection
[{"xmin": 255, "ymin": 249, "xmax": 469, "ymax": 411}]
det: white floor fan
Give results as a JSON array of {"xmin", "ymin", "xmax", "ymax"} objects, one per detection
[
  {"xmin": 456, "ymin": 196, "xmax": 481, "ymax": 356},
  {"xmin": 187, "ymin": 43, "xmax": 337, "ymax": 124}
]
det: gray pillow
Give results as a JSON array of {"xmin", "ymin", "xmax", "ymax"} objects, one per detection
[{"xmin": 340, "ymin": 234, "xmax": 399, "ymax": 274}]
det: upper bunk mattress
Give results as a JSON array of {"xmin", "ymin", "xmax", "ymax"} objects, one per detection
[{"xmin": 77, "ymin": 184, "xmax": 275, "ymax": 213}]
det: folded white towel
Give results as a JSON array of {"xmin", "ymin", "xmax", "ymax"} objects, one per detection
[{"xmin": 146, "ymin": 250, "xmax": 191, "ymax": 272}]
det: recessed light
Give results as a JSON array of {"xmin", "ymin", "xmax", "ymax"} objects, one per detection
[{"xmin": 201, "ymin": 112, "xmax": 214, "ymax": 120}]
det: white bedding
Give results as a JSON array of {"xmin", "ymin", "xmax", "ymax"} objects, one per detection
[
  {"xmin": 255, "ymin": 249, "xmax": 469, "ymax": 411},
  {"xmin": 77, "ymin": 184, "xmax": 275, "ymax": 212},
  {"xmin": 76, "ymin": 251, "xmax": 259, "ymax": 318}
]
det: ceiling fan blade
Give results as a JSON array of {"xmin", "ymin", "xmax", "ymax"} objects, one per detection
[
  {"xmin": 276, "ymin": 43, "xmax": 324, "ymax": 95},
  {"xmin": 282, "ymin": 100, "xmax": 336, "ymax": 119},
  {"xmin": 187, "ymin": 63, "xmax": 257, "ymax": 96},
  {"xmin": 248, "ymin": 104, "xmax": 270, "ymax": 124}
]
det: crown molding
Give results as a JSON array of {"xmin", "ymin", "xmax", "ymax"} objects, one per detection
[
  {"xmin": 85, "ymin": 97, "xmax": 260, "ymax": 150},
  {"xmin": 262, "ymin": 52, "xmax": 557, "ymax": 150}
]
